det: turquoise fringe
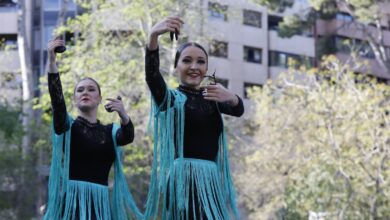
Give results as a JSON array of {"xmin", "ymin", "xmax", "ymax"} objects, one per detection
[
  {"xmin": 62, "ymin": 180, "xmax": 111, "ymax": 219},
  {"xmin": 144, "ymin": 89, "xmax": 239, "ymax": 220},
  {"xmin": 43, "ymin": 114, "xmax": 143, "ymax": 220}
]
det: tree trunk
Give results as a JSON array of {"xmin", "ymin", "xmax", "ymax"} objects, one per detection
[{"xmin": 17, "ymin": 0, "xmax": 36, "ymax": 218}]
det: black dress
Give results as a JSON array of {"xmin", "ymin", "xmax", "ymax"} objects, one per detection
[
  {"xmin": 145, "ymin": 47, "xmax": 244, "ymax": 219},
  {"xmin": 47, "ymin": 73, "xmax": 134, "ymax": 219}
]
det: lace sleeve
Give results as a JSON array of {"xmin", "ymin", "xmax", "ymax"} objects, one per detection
[
  {"xmin": 115, "ymin": 119, "xmax": 135, "ymax": 146},
  {"xmin": 217, "ymin": 95, "xmax": 245, "ymax": 117},
  {"xmin": 145, "ymin": 47, "xmax": 169, "ymax": 107},
  {"xmin": 48, "ymin": 73, "xmax": 69, "ymax": 134}
]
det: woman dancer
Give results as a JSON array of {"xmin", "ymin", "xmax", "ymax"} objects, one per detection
[
  {"xmin": 43, "ymin": 39, "xmax": 142, "ymax": 220},
  {"xmin": 144, "ymin": 16, "xmax": 244, "ymax": 220}
]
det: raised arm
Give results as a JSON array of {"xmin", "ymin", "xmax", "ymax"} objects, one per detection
[
  {"xmin": 47, "ymin": 39, "xmax": 69, "ymax": 134},
  {"xmin": 146, "ymin": 16, "xmax": 184, "ymax": 107}
]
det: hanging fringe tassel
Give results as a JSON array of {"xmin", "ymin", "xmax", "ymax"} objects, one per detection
[
  {"xmin": 61, "ymin": 180, "xmax": 111, "ymax": 220},
  {"xmin": 168, "ymin": 158, "xmax": 231, "ymax": 220}
]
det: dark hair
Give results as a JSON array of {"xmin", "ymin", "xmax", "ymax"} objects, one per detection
[
  {"xmin": 174, "ymin": 42, "xmax": 208, "ymax": 68},
  {"xmin": 74, "ymin": 77, "xmax": 101, "ymax": 96}
]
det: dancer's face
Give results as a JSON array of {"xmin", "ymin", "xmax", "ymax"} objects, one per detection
[
  {"xmin": 74, "ymin": 79, "xmax": 102, "ymax": 112},
  {"xmin": 176, "ymin": 46, "xmax": 208, "ymax": 89}
]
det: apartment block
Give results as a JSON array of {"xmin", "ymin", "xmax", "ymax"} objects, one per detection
[{"xmin": 203, "ymin": 0, "xmax": 390, "ymax": 99}]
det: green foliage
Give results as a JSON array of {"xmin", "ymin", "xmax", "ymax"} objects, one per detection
[
  {"xmin": 0, "ymin": 106, "xmax": 23, "ymax": 144},
  {"xmin": 236, "ymin": 56, "xmax": 390, "ymax": 219}
]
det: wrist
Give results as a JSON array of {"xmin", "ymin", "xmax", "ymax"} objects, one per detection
[
  {"xmin": 120, "ymin": 114, "xmax": 130, "ymax": 125},
  {"xmin": 148, "ymin": 33, "xmax": 159, "ymax": 50},
  {"xmin": 228, "ymin": 95, "xmax": 239, "ymax": 106}
]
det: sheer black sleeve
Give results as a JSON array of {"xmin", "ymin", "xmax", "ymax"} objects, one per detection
[
  {"xmin": 218, "ymin": 95, "xmax": 245, "ymax": 117},
  {"xmin": 48, "ymin": 73, "xmax": 69, "ymax": 134},
  {"xmin": 115, "ymin": 119, "xmax": 135, "ymax": 146},
  {"xmin": 145, "ymin": 47, "xmax": 168, "ymax": 107}
]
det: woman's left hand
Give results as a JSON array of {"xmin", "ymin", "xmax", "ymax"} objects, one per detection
[
  {"xmin": 202, "ymin": 84, "xmax": 239, "ymax": 106},
  {"xmin": 106, "ymin": 97, "xmax": 130, "ymax": 124}
]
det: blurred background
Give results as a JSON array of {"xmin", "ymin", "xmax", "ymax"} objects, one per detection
[{"xmin": 0, "ymin": 0, "xmax": 389, "ymax": 219}]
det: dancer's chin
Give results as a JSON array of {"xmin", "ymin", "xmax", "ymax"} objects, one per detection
[{"xmin": 77, "ymin": 104, "xmax": 96, "ymax": 112}]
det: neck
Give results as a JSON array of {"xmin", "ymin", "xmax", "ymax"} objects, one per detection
[
  {"xmin": 181, "ymin": 84, "xmax": 201, "ymax": 90},
  {"xmin": 78, "ymin": 108, "xmax": 98, "ymax": 123}
]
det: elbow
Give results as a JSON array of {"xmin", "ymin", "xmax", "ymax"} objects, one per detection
[
  {"xmin": 129, "ymin": 131, "xmax": 135, "ymax": 144},
  {"xmin": 237, "ymin": 108, "xmax": 244, "ymax": 117}
]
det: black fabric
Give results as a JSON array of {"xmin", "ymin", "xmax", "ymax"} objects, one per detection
[
  {"xmin": 48, "ymin": 73, "xmax": 134, "ymax": 186},
  {"xmin": 145, "ymin": 47, "xmax": 244, "ymax": 161}
]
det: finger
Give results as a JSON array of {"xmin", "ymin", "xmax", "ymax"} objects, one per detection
[
  {"xmin": 106, "ymin": 98, "xmax": 120, "ymax": 102},
  {"xmin": 203, "ymin": 96, "xmax": 220, "ymax": 102},
  {"xmin": 168, "ymin": 16, "xmax": 184, "ymax": 24},
  {"xmin": 49, "ymin": 40, "xmax": 65, "ymax": 45},
  {"xmin": 109, "ymin": 101, "xmax": 125, "ymax": 108},
  {"xmin": 167, "ymin": 27, "xmax": 176, "ymax": 33},
  {"xmin": 110, "ymin": 106, "xmax": 123, "ymax": 114},
  {"xmin": 204, "ymin": 85, "xmax": 220, "ymax": 90},
  {"xmin": 48, "ymin": 42, "xmax": 65, "ymax": 49},
  {"xmin": 203, "ymin": 93, "xmax": 219, "ymax": 99},
  {"xmin": 167, "ymin": 19, "xmax": 183, "ymax": 27},
  {"xmin": 167, "ymin": 23, "xmax": 181, "ymax": 31}
]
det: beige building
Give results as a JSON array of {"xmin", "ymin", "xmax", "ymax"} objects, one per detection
[
  {"xmin": 202, "ymin": 0, "xmax": 390, "ymax": 99},
  {"xmin": 0, "ymin": 0, "xmax": 21, "ymax": 104}
]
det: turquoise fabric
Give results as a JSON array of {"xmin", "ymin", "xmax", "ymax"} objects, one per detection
[
  {"xmin": 43, "ymin": 114, "xmax": 143, "ymax": 220},
  {"xmin": 144, "ymin": 89, "xmax": 239, "ymax": 220}
]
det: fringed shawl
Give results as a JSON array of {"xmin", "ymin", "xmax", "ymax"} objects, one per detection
[
  {"xmin": 144, "ymin": 88, "xmax": 239, "ymax": 220},
  {"xmin": 43, "ymin": 114, "xmax": 143, "ymax": 220}
]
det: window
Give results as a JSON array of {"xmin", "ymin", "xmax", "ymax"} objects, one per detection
[
  {"xmin": 244, "ymin": 82, "xmax": 262, "ymax": 99},
  {"xmin": 33, "ymin": 9, "xmax": 41, "ymax": 26},
  {"xmin": 243, "ymin": 10, "xmax": 262, "ymax": 28},
  {"xmin": 334, "ymin": 36, "xmax": 375, "ymax": 59},
  {"xmin": 44, "ymin": 0, "xmax": 59, "ymax": 10},
  {"xmin": 268, "ymin": 15, "xmax": 282, "ymax": 31},
  {"xmin": 0, "ymin": 34, "xmax": 17, "ymax": 50},
  {"xmin": 385, "ymin": 46, "xmax": 390, "ymax": 58},
  {"xmin": 0, "ymin": 0, "xmax": 16, "ymax": 7},
  {"xmin": 208, "ymin": 2, "xmax": 228, "ymax": 21},
  {"xmin": 44, "ymin": 25, "xmax": 55, "ymax": 46},
  {"xmin": 334, "ymin": 36, "xmax": 351, "ymax": 53},
  {"xmin": 269, "ymin": 51, "xmax": 314, "ymax": 68},
  {"xmin": 216, "ymin": 78, "xmax": 228, "ymax": 88},
  {"xmin": 244, "ymin": 46, "xmax": 262, "ymax": 64},
  {"xmin": 358, "ymin": 41, "xmax": 375, "ymax": 59},
  {"xmin": 209, "ymin": 41, "xmax": 228, "ymax": 58},
  {"xmin": 269, "ymin": 51, "xmax": 287, "ymax": 67},
  {"xmin": 336, "ymin": 12, "xmax": 353, "ymax": 22}
]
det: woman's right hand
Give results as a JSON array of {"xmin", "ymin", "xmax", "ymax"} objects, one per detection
[
  {"xmin": 148, "ymin": 16, "xmax": 184, "ymax": 50},
  {"xmin": 47, "ymin": 38, "xmax": 65, "ymax": 64}
]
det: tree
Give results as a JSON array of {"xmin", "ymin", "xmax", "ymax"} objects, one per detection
[
  {"xmin": 235, "ymin": 56, "xmax": 390, "ymax": 219},
  {"xmin": 251, "ymin": 0, "xmax": 390, "ymax": 76},
  {"xmin": 0, "ymin": 31, "xmax": 37, "ymax": 219}
]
